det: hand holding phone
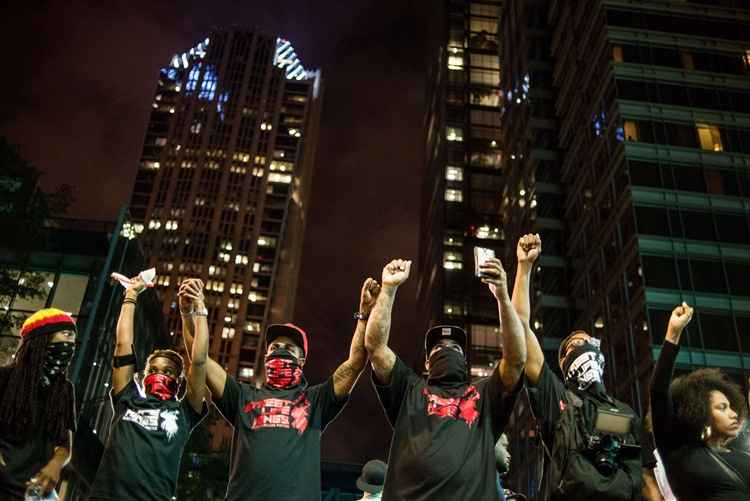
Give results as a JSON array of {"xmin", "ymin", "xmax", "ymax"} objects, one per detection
[{"xmin": 474, "ymin": 247, "xmax": 496, "ymax": 278}]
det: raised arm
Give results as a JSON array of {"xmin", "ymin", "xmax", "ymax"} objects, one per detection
[
  {"xmin": 112, "ymin": 275, "xmax": 147, "ymax": 394},
  {"xmin": 179, "ymin": 279, "xmax": 210, "ymax": 412},
  {"xmin": 364, "ymin": 259, "xmax": 411, "ymax": 384},
  {"xmin": 650, "ymin": 302, "xmax": 693, "ymax": 454},
  {"xmin": 480, "ymin": 257, "xmax": 526, "ymax": 392},
  {"xmin": 332, "ymin": 278, "xmax": 381, "ymax": 398},
  {"xmin": 510, "ymin": 233, "xmax": 545, "ymax": 384},
  {"xmin": 180, "ymin": 278, "xmax": 227, "ymax": 400}
]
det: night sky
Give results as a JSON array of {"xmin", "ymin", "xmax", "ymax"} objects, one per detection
[{"xmin": 0, "ymin": 1, "xmax": 439, "ymax": 464}]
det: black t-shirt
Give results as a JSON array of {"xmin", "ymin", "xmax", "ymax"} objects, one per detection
[
  {"xmin": 0, "ymin": 388, "xmax": 71, "ymax": 500},
  {"xmin": 215, "ymin": 375, "xmax": 348, "ymax": 501},
  {"xmin": 651, "ymin": 341, "xmax": 750, "ymax": 500},
  {"xmin": 373, "ymin": 357, "xmax": 521, "ymax": 501},
  {"xmin": 0, "ymin": 429, "xmax": 57, "ymax": 500},
  {"xmin": 88, "ymin": 380, "xmax": 207, "ymax": 501},
  {"xmin": 527, "ymin": 363, "xmax": 643, "ymax": 499}
]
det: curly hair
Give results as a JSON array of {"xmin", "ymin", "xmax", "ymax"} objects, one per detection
[
  {"xmin": 670, "ymin": 368, "xmax": 747, "ymax": 440},
  {"xmin": 0, "ymin": 333, "xmax": 75, "ymax": 445}
]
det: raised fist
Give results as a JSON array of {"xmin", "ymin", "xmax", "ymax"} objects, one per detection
[
  {"xmin": 382, "ymin": 259, "xmax": 412, "ymax": 288},
  {"xmin": 668, "ymin": 301, "xmax": 694, "ymax": 335},
  {"xmin": 517, "ymin": 233, "xmax": 542, "ymax": 265},
  {"xmin": 360, "ymin": 278, "xmax": 381, "ymax": 315}
]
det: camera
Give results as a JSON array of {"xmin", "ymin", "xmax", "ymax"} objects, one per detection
[{"xmin": 587, "ymin": 433, "xmax": 622, "ymax": 476}]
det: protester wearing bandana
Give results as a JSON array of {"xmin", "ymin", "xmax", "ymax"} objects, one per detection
[
  {"xmin": 365, "ymin": 258, "xmax": 527, "ymax": 501},
  {"xmin": 0, "ymin": 308, "xmax": 76, "ymax": 500},
  {"xmin": 511, "ymin": 234, "xmax": 644, "ymax": 501},
  {"xmin": 182, "ymin": 277, "xmax": 380, "ymax": 501},
  {"xmin": 88, "ymin": 276, "xmax": 209, "ymax": 500}
]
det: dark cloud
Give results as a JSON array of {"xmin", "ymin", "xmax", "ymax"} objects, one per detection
[{"xmin": 0, "ymin": 0, "xmax": 435, "ymax": 463}]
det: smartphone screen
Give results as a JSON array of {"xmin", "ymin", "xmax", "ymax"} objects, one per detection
[{"xmin": 474, "ymin": 247, "xmax": 496, "ymax": 277}]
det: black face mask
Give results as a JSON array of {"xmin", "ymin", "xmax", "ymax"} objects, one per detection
[
  {"xmin": 561, "ymin": 342, "xmax": 605, "ymax": 391},
  {"xmin": 42, "ymin": 341, "xmax": 75, "ymax": 387},
  {"xmin": 427, "ymin": 348, "xmax": 468, "ymax": 388}
]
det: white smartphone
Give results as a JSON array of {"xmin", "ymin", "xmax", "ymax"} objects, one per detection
[{"xmin": 474, "ymin": 247, "xmax": 496, "ymax": 277}]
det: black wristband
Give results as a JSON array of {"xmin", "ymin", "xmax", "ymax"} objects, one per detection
[{"xmin": 113, "ymin": 353, "xmax": 136, "ymax": 368}]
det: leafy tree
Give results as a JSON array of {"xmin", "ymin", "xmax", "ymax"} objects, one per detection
[{"xmin": 0, "ymin": 136, "xmax": 74, "ymax": 360}]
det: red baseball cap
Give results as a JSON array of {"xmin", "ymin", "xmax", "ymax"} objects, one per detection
[{"xmin": 266, "ymin": 323, "xmax": 308, "ymax": 357}]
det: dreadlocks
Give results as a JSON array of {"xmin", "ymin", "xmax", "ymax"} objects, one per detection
[{"xmin": 0, "ymin": 333, "xmax": 75, "ymax": 445}]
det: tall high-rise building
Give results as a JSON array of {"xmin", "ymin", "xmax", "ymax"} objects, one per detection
[
  {"xmin": 500, "ymin": 1, "xmax": 750, "ymax": 498},
  {"xmin": 128, "ymin": 29, "xmax": 322, "ymax": 398},
  {"xmin": 419, "ymin": 0, "xmax": 506, "ymax": 376}
]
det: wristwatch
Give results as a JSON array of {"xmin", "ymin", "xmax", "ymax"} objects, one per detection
[{"xmin": 354, "ymin": 312, "xmax": 369, "ymax": 321}]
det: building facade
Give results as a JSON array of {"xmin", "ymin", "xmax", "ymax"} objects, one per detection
[
  {"xmin": 419, "ymin": 0, "xmax": 506, "ymax": 376},
  {"xmin": 500, "ymin": 0, "xmax": 750, "ymax": 498},
  {"xmin": 128, "ymin": 29, "xmax": 322, "ymax": 397}
]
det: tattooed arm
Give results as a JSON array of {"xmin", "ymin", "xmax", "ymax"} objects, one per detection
[
  {"xmin": 364, "ymin": 259, "xmax": 411, "ymax": 385},
  {"xmin": 332, "ymin": 278, "xmax": 381, "ymax": 398}
]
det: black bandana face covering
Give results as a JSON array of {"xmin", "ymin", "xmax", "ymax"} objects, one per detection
[
  {"xmin": 427, "ymin": 348, "xmax": 468, "ymax": 388},
  {"xmin": 561, "ymin": 342, "xmax": 605, "ymax": 391},
  {"xmin": 42, "ymin": 341, "xmax": 75, "ymax": 387}
]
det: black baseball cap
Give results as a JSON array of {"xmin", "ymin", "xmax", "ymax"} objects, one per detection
[
  {"xmin": 356, "ymin": 459, "xmax": 387, "ymax": 493},
  {"xmin": 266, "ymin": 323, "xmax": 308, "ymax": 357},
  {"xmin": 424, "ymin": 325, "xmax": 468, "ymax": 358}
]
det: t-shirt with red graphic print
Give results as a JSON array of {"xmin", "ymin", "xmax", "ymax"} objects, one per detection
[
  {"xmin": 374, "ymin": 357, "xmax": 521, "ymax": 501},
  {"xmin": 215, "ymin": 375, "xmax": 348, "ymax": 501}
]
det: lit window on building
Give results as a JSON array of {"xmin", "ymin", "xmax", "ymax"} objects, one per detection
[
  {"xmin": 696, "ymin": 122, "xmax": 723, "ymax": 152},
  {"xmin": 623, "ymin": 120, "xmax": 638, "ymax": 141},
  {"xmin": 144, "ymin": 161, "xmax": 160, "ymax": 170},
  {"xmin": 155, "ymin": 137, "xmax": 167, "ymax": 146},
  {"xmin": 446, "ymin": 126, "xmax": 463, "ymax": 142},
  {"xmin": 444, "ymin": 301, "xmax": 466, "ymax": 316},
  {"xmin": 678, "ymin": 51, "xmax": 695, "ymax": 70},
  {"xmin": 268, "ymin": 173, "xmax": 292, "ymax": 184},
  {"xmin": 443, "ymin": 251, "xmax": 463, "ymax": 270},
  {"xmin": 445, "ymin": 189, "xmax": 463, "ymax": 202},
  {"xmin": 444, "ymin": 233, "xmax": 463, "ymax": 247},
  {"xmin": 257, "ymin": 236, "xmax": 277, "ymax": 247},
  {"xmin": 246, "ymin": 321, "xmax": 261, "ymax": 333},
  {"xmin": 446, "ymin": 166, "xmax": 464, "ymax": 181},
  {"xmin": 448, "ymin": 47, "xmax": 464, "ymax": 70},
  {"xmin": 235, "ymin": 254, "xmax": 249, "ymax": 265},
  {"xmin": 248, "ymin": 291, "xmax": 268, "ymax": 303},
  {"xmin": 270, "ymin": 161, "xmax": 294, "ymax": 172},
  {"xmin": 475, "ymin": 225, "xmax": 501, "ymax": 240},
  {"xmin": 612, "ymin": 45, "xmax": 623, "ymax": 63},
  {"xmin": 221, "ymin": 327, "xmax": 236, "ymax": 339},
  {"xmin": 230, "ymin": 283, "xmax": 244, "ymax": 295},
  {"xmin": 190, "ymin": 122, "xmax": 202, "ymax": 134},
  {"xmin": 148, "ymin": 220, "xmax": 162, "ymax": 230},
  {"xmin": 239, "ymin": 367, "xmax": 254, "ymax": 379}
]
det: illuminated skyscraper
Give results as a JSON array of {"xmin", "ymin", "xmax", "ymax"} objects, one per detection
[
  {"xmin": 418, "ymin": 0, "xmax": 505, "ymax": 375},
  {"xmin": 128, "ymin": 29, "xmax": 321, "ymax": 398}
]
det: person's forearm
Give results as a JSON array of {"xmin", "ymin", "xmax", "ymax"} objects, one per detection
[
  {"xmin": 48, "ymin": 444, "xmax": 70, "ymax": 468},
  {"xmin": 191, "ymin": 303, "xmax": 208, "ymax": 367},
  {"xmin": 115, "ymin": 293, "xmax": 137, "ymax": 355},
  {"xmin": 497, "ymin": 294, "xmax": 526, "ymax": 382},
  {"xmin": 364, "ymin": 286, "xmax": 397, "ymax": 355},
  {"xmin": 511, "ymin": 262, "xmax": 533, "ymax": 326},
  {"xmin": 348, "ymin": 319, "xmax": 368, "ymax": 370}
]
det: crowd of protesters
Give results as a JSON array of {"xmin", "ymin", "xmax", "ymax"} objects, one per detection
[{"xmin": 0, "ymin": 233, "xmax": 747, "ymax": 500}]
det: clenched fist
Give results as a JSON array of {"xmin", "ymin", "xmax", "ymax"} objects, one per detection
[
  {"xmin": 517, "ymin": 233, "xmax": 542, "ymax": 266},
  {"xmin": 382, "ymin": 259, "xmax": 412, "ymax": 288},
  {"xmin": 359, "ymin": 278, "xmax": 381, "ymax": 315}
]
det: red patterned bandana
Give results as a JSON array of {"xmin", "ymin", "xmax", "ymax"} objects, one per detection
[
  {"xmin": 144, "ymin": 373, "xmax": 178, "ymax": 400},
  {"xmin": 265, "ymin": 356, "xmax": 302, "ymax": 389}
]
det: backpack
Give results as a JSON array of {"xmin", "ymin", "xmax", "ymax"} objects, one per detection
[{"xmin": 547, "ymin": 389, "xmax": 642, "ymax": 501}]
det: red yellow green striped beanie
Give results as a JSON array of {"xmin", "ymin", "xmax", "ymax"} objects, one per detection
[{"xmin": 20, "ymin": 308, "xmax": 77, "ymax": 340}]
